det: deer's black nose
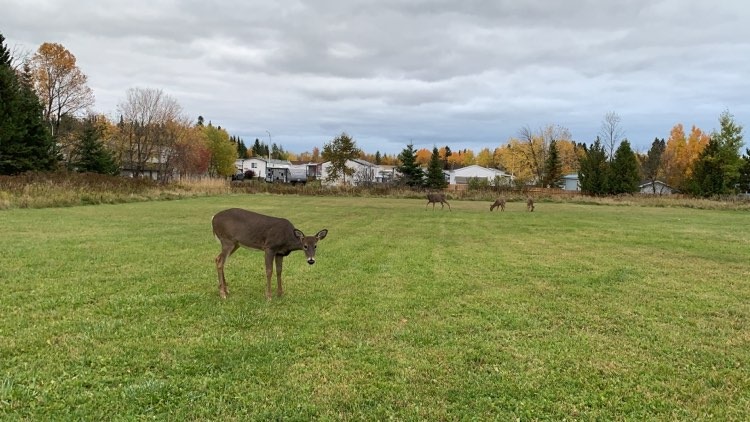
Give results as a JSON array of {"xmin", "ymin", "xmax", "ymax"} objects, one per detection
[{"xmin": 307, "ymin": 258, "xmax": 315, "ymax": 265}]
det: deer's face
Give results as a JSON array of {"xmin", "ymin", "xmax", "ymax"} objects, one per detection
[{"xmin": 294, "ymin": 229, "xmax": 328, "ymax": 265}]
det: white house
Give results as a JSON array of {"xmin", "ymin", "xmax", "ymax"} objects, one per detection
[
  {"xmin": 236, "ymin": 157, "xmax": 291, "ymax": 180},
  {"xmin": 639, "ymin": 180, "xmax": 675, "ymax": 195},
  {"xmin": 320, "ymin": 159, "xmax": 378, "ymax": 186},
  {"xmin": 562, "ymin": 174, "xmax": 580, "ymax": 191},
  {"xmin": 447, "ymin": 165, "xmax": 511, "ymax": 186}
]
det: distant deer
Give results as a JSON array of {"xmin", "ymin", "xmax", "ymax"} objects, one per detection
[
  {"xmin": 425, "ymin": 193, "xmax": 451, "ymax": 211},
  {"xmin": 526, "ymin": 197, "xmax": 535, "ymax": 212},
  {"xmin": 211, "ymin": 208, "xmax": 328, "ymax": 300},
  {"xmin": 490, "ymin": 198, "xmax": 506, "ymax": 212}
]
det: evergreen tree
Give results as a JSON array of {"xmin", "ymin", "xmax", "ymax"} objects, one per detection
[
  {"xmin": 578, "ymin": 137, "xmax": 609, "ymax": 195},
  {"xmin": 235, "ymin": 137, "xmax": 248, "ymax": 158},
  {"xmin": 321, "ymin": 132, "xmax": 360, "ymax": 184},
  {"xmin": 374, "ymin": 150, "xmax": 382, "ymax": 165},
  {"xmin": 0, "ymin": 34, "xmax": 58, "ymax": 175},
  {"xmin": 688, "ymin": 111, "xmax": 744, "ymax": 196},
  {"xmin": 196, "ymin": 115, "xmax": 204, "ymax": 126},
  {"xmin": 542, "ymin": 139, "xmax": 563, "ymax": 188},
  {"xmin": 642, "ymin": 137, "xmax": 666, "ymax": 194},
  {"xmin": 443, "ymin": 145, "xmax": 452, "ymax": 169},
  {"xmin": 72, "ymin": 117, "xmax": 118, "ymax": 175},
  {"xmin": 396, "ymin": 142, "xmax": 424, "ymax": 187},
  {"xmin": 426, "ymin": 146, "xmax": 447, "ymax": 189},
  {"xmin": 739, "ymin": 149, "xmax": 750, "ymax": 193},
  {"xmin": 608, "ymin": 140, "xmax": 640, "ymax": 194}
]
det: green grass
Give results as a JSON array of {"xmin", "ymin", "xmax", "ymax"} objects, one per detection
[{"xmin": 1, "ymin": 196, "xmax": 748, "ymax": 420}]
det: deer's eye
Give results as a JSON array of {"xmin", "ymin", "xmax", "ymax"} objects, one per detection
[{"xmin": 303, "ymin": 245, "xmax": 308, "ymax": 250}]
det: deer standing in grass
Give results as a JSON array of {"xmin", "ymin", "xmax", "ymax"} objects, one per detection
[
  {"xmin": 526, "ymin": 197, "xmax": 535, "ymax": 212},
  {"xmin": 426, "ymin": 193, "xmax": 451, "ymax": 211},
  {"xmin": 490, "ymin": 198, "xmax": 506, "ymax": 212},
  {"xmin": 212, "ymin": 208, "xmax": 328, "ymax": 299}
]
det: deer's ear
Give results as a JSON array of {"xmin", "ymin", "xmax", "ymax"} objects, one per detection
[
  {"xmin": 315, "ymin": 229, "xmax": 328, "ymax": 240},
  {"xmin": 293, "ymin": 229, "xmax": 305, "ymax": 240}
]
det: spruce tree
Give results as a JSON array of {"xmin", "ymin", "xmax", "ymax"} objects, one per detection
[
  {"xmin": 608, "ymin": 140, "xmax": 640, "ymax": 194},
  {"xmin": 642, "ymin": 138, "xmax": 666, "ymax": 194},
  {"xmin": 72, "ymin": 117, "xmax": 118, "ymax": 175},
  {"xmin": 0, "ymin": 34, "xmax": 58, "ymax": 174},
  {"xmin": 396, "ymin": 143, "xmax": 424, "ymax": 187},
  {"xmin": 688, "ymin": 111, "xmax": 744, "ymax": 196},
  {"xmin": 542, "ymin": 139, "xmax": 563, "ymax": 188},
  {"xmin": 426, "ymin": 146, "xmax": 447, "ymax": 189},
  {"xmin": 578, "ymin": 137, "xmax": 609, "ymax": 195}
]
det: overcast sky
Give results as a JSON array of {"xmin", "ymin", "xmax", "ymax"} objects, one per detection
[{"xmin": 3, "ymin": 0, "xmax": 749, "ymax": 155}]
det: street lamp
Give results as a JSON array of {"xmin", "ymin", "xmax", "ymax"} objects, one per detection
[{"xmin": 265, "ymin": 130, "xmax": 272, "ymax": 161}]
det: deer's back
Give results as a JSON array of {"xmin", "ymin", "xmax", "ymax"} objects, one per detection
[
  {"xmin": 212, "ymin": 208, "xmax": 298, "ymax": 251},
  {"xmin": 427, "ymin": 193, "xmax": 446, "ymax": 202}
]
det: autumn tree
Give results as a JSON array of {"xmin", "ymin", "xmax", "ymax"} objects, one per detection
[
  {"xmin": 599, "ymin": 111, "xmax": 625, "ymax": 161},
  {"xmin": 662, "ymin": 124, "xmax": 709, "ymax": 191},
  {"xmin": 204, "ymin": 124, "xmax": 238, "ymax": 177},
  {"xmin": 608, "ymin": 140, "xmax": 640, "ymax": 194},
  {"xmin": 578, "ymin": 137, "xmax": 609, "ymax": 195},
  {"xmin": 476, "ymin": 147, "xmax": 494, "ymax": 168},
  {"xmin": 322, "ymin": 132, "xmax": 361, "ymax": 184},
  {"xmin": 29, "ymin": 42, "xmax": 94, "ymax": 140},
  {"xmin": 518, "ymin": 124, "xmax": 571, "ymax": 185},
  {"xmin": 0, "ymin": 34, "xmax": 58, "ymax": 174},
  {"xmin": 426, "ymin": 147, "xmax": 447, "ymax": 189},
  {"xmin": 641, "ymin": 138, "xmax": 666, "ymax": 194},
  {"xmin": 688, "ymin": 111, "xmax": 744, "ymax": 196},
  {"xmin": 115, "ymin": 87, "xmax": 183, "ymax": 179},
  {"xmin": 172, "ymin": 125, "xmax": 210, "ymax": 178},
  {"xmin": 396, "ymin": 142, "xmax": 424, "ymax": 187},
  {"xmin": 415, "ymin": 148, "xmax": 431, "ymax": 166}
]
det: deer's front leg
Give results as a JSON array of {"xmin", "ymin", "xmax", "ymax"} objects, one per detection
[
  {"xmin": 264, "ymin": 250, "xmax": 275, "ymax": 300},
  {"xmin": 275, "ymin": 255, "xmax": 284, "ymax": 297}
]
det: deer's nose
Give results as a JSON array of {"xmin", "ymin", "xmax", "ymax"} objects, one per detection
[{"xmin": 307, "ymin": 258, "xmax": 315, "ymax": 265}]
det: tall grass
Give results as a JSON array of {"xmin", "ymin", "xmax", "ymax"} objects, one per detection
[
  {"xmin": 0, "ymin": 172, "xmax": 230, "ymax": 209},
  {"xmin": 2, "ymin": 172, "xmax": 749, "ymax": 210}
]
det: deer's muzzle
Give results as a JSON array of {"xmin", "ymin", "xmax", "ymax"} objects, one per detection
[{"xmin": 307, "ymin": 258, "xmax": 315, "ymax": 265}]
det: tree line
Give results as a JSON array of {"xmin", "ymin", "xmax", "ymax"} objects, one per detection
[{"xmin": 2, "ymin": 34, "xmax": 748, "ymax": 196}]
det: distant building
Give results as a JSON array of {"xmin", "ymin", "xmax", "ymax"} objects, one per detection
[
  {"xmin": 320, "ymin": 159, "xmax": 378, "ymax": 186},
  {"xmin": 447, "ymin": 165, "xmax": 511, "ymax": 186},
  {"xmin": 639, "ymin": 180, "xmax": 675, "ymax": 195},
  {"xmin": 562, "ymin": 174, "xmax": 580, "ymax": 191}
]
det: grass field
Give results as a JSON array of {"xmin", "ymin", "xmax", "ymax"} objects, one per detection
[{"xmin": 1, "ymin": 195, "xmax": 748, "ymax": 420}]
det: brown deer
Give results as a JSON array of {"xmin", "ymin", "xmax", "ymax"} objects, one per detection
[
  {"xmin": 426, "ymin": 193, "xmax": 451, "ymax": 211},
  {"xmin": 211, "ymin": 208, "xmax": 328, "ymax": 300},
  {"xmin": 490, "ymin": 198, "xmax": 506, "ymax": 211},
  {"xmin": 526, "ymin": 197, "xmax": 535, "ymax": 212}
]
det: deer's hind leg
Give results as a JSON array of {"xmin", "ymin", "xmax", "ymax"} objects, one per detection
[
  {"xmin": 264, "ymin": 250, "xmax": 275, "ymax": 300},
  {"xmin": 216, "ymin": 240, "xmax": 239, "ymax": 299}
]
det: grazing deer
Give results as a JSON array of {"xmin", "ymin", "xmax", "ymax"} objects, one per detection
[
  {"xmin": 526, "ymin": 197, "xmax": 535, "ymax": 212},
  {"xmin": 490, "ymin": 198, "xmax": 506, "ymax": 212},
  {"xmin": 425, "ymin": 193, "xmax": 451, "ymax": 211},
  {"xmin": 211, "ymin": 208, "xmax": 328, "ymax": 300}
]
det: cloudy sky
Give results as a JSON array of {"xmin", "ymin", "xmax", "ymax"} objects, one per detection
[{"xmin": 3, "ymin": 0, "xmax": 749, "ymax": 155}]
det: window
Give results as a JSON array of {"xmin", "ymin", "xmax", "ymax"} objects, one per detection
[{"xmin": 251, "ymin": 163, "xmax": 257, "ymax": 169}]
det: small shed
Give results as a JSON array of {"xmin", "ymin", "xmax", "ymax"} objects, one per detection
[{"xmin": 562, "ymin": 174, "xmax": 580, "ymax": 191}]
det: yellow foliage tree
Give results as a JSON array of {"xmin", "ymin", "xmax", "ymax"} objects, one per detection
[{"xmin": 663, "ymin": 124, "xmax": 708, "ymax": 189}]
